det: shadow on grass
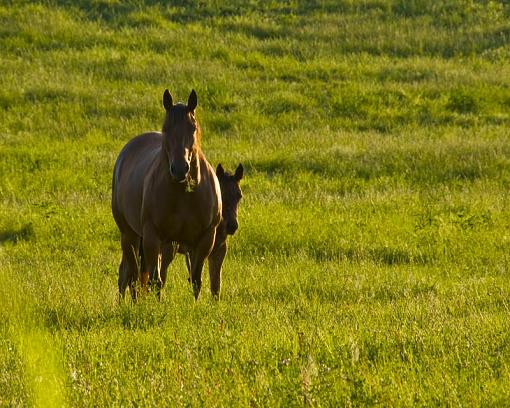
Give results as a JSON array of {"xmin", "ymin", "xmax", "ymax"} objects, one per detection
[
  {"xmin": 308, "ymin": 245, "xmax": 433, "ymax": 265},
  {"xmin": 308, "ymin": 281, "xmax": 439, "ymax": 303},
  {"xmin": 248, "ymin": 142, "xmax": 510, "ymax": 185},
  {"xmin": 46, "ymin": 0, "xmax": 347, "ymax": 24},
  {"xmin": 236, "ymin": 236, "xmax": 434, "ymax": 266},
  {"xmin": 234, "ymin": 280, "xmax": 438, "ymax": 306},
  {"xmin": 0, "ymin": 224, "xmax": 34, "ymax": 245},
  {"xmin": 15, "ymin": 1, "xmax": 510, "ymax": 60},
  {"xmin": 47, "ymin": 0, "xmax": 295, "ymax": 25}
]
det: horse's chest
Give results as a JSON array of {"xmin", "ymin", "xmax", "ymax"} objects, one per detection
[{"xmin": 157, "ymin": 198, "xmax": 211, "ymax": 244}]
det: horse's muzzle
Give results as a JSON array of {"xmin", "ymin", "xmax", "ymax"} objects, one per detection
[{"xmin": 170, "ymin": 162, "xmax": 190, "ymax": 183}]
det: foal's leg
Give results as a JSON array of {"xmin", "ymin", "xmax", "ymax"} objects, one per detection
[
  {"xmin": 208, "ymin": 240, "xmax": 227, "ymax": 300},
  {"xmin": 119, "ymin": 231, "xmax": 140, "ymax": 302},
  {"xmin": 190, "ymin": 227, "xmax": 216, "ymax": 300}
]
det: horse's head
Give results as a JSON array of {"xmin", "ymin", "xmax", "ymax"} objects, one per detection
[
  {"xmin": 162, "ymin": 89, "xmax": 200, "ymax": 183},
  {"xmin": 216, "ymin": 163, "xmax": 243, "ymax": 235}
]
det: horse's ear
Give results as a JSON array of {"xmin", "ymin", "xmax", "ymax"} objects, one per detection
[
  {"xmin": 234, "ymin": 164, "xmax": 244, "ymax": 181},
  {"xmin": 216, "ymin": 163, "xmax": 225, "ymax": 178},
  {"xmin": 163, "ymin": 89, "xmax": 173, "ymax": 111},
  {"xmin": 188, "ymin": 89, "xmax": 197, "ymax": 112}
]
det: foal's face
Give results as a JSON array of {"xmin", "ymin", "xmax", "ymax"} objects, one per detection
[
  {"xmin": 217, "ymin": 164, "xmax": 244, "ymax": 235},
  {"xmin": 162, "ymin": 89, "xmax": 198, "ymax": 183}
]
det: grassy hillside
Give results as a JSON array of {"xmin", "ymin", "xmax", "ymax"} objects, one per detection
[{"xmin": 1, "ymin": 0, "xmax": 510, "ymax": 405}]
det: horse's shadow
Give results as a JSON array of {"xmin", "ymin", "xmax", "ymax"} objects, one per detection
[{"xmin": 0, "ymin": 224, "xmax": 34, "ymax": 245}]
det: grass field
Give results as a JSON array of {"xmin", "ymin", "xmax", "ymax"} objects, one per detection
[{"xmin": 1, "ymin": 0, "xmax": 510, "ymax": 405}]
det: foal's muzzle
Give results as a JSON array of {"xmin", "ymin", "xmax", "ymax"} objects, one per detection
[{"xmin": 170, "ymin": 162, "xmax": 190, "ymax": 183}]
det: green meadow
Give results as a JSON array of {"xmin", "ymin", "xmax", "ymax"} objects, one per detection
[{"xmin": 1, "ymin": 0, "xmax": 510, "ymax": 405}]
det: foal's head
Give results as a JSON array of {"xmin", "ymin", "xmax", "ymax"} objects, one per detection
[
  {"xmin": 162, "ymin": 89, "xmax": 200, "ymax": 183},
  {"xmin": 216, "ymin": 164, "xmax": 244, "ymax": 235}
]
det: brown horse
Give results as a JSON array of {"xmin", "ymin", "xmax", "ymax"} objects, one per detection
[
  {"xmin": 148, "ymin": 163, "xmax": 244, "ymax": 293},
  {"xmin": 112, "ymin": 89, "xmax": 221, "ymax": 300}
]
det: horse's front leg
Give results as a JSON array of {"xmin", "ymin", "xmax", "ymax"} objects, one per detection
[
  {"xmin": 208, "ymin": 240, "xmax": 227, "ymax": 300},
  {"xmin": 190, "ymin": 227, "xmax": 216, "ymax": 300},
  {"xmin": 160, "ymin": 242, "xmax": 178, "ymax": 286},
  {"xmin": 141, "ymin": 223, "xmax": 161, "ymax": 297},
  {"xmin": 152, "ymin": 242, "xmax": 177, "ymax": 300}
]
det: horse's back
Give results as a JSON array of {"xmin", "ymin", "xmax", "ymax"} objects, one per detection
[{"xmin": 112, "ymin": 132, "xmax": 162, "ymax": 235}]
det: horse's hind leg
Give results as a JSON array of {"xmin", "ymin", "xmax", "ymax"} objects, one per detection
[
  {"xmin": 119, "ymin": 231, "xmax": 140, "ymax": 302},
  {"xmin": 141, "ymin": 223, "xmax": 161, "ymax": 297},
  {"xmin": 118, "ymin": 258, "xmax": 129, "ymax": 302}
]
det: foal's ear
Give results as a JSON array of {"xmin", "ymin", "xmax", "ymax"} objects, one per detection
[
  {"xmin": 234, "ymin": 164, "xmax": 244, "ymax": 181},
  {"xmin": 188, "ymin": 89, "xmax": 198, "ymax": 112},
  {"xmin": 163, "ymin": 89, "xmax": 173, "ymax": 111},
  {"xmin": 216, "ymin": 163, "xmax": 225, "ymax": 178}
]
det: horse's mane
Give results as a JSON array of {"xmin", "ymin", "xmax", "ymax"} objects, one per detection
[{"xmin": 194, "ymin": 121, "xmax": 202, "ymax": 150}]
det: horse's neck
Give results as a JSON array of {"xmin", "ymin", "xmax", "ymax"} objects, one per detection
[{"xmin": 157, "ymin": 146, "xmax": 169, "ymax": 172}]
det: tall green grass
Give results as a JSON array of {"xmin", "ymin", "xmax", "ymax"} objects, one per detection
[{"xmin": 1, "ymin": 0, "xmax": 510, "ymax": 405}]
